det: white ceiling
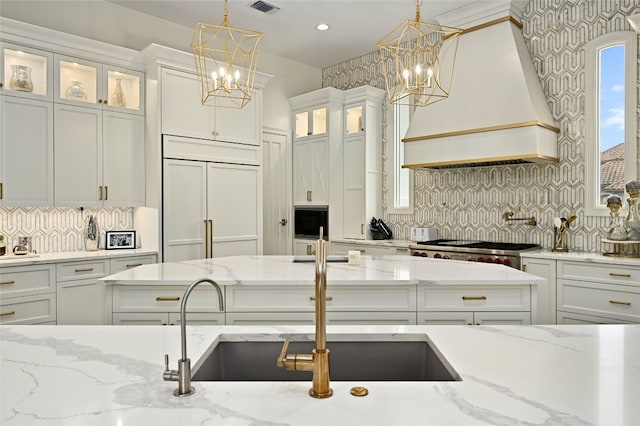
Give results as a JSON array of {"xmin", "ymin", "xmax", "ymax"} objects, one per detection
[{"xmin": 108, "ymin": 0, "xmax": 483, "ymax": 68}]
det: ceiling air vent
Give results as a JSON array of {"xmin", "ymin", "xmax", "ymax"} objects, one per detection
[{"xmin": 250, "ymin": 1, "xmax": 280, "ymax": 14}]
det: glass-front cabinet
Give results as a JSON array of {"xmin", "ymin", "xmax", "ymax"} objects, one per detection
[
  {"xmin": 54, "ymin": 54, "xmax": 144, "ymax": 115},
  {"xmin": 294, "ymin": 106, "xmax": 327, "ymax": 139},
  {"xmin": 345, "ymin": 104, "xmax": 364, "ymax": 135},
  {"xmin": 1, "ymin": 42, "xmax": 53, "ymax": 100}
]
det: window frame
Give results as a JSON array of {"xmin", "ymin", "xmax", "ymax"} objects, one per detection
[
  {"xmin": 584, "ymin": 31, "xmax": 637, "ymax": 216},
  {"xmin": 385, "ymin": 99, "xmax": 414, "ymax": 215}
]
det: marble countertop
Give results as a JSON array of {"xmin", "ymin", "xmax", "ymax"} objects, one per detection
[
  {"xmin": 521, "ymin": 249, "xmax": 640, "ymax": 266},
  {"xmin": 0, "ymin": 249, "xmax": 158, "ymax": 267},
  {"xmin": 1, "ymin": 324, "xmax": 638, "ymax": 425},
  {"xmin": 100, "ymin": 255, "xmax": 543, "ymax": 286}
]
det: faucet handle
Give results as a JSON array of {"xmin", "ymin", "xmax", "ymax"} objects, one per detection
[
  {"xmin": 276, "ymin": 339, "xmax": 291, "ymax": 367},
  {"xmin": 163, "ymin": 353, "xmax": 179, "ymax": 382}
]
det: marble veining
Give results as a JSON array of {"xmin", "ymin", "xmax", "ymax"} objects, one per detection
[{"xmin": 2, "ymin": 324, "xmax": 639, "ymax": 425}]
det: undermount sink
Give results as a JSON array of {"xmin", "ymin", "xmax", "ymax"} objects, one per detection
[{"xmin": 191, "ymin": 334, "xmax": 461, "ymax": 382}]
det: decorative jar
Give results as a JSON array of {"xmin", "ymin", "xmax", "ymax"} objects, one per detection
[
  {"xmin": 65, "ymin": 80, "xmax": 88, "ymax": 101},
  {"xmin": 9, "ymin": 64, "xmax": 34, "ymax": 92}
]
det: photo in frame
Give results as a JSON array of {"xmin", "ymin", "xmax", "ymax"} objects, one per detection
[{"xmin": 105, "ymin": 231, "xmax": 136, "ymax": 250}]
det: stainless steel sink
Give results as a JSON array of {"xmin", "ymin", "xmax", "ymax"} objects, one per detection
[{"xmin": 191, "ymin": 335, "xmax": 461, "ymax": 382}]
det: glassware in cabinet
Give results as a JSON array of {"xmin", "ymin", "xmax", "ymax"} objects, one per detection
[
  {"xmin": 1, "ymin": 43, "xmax": 52, "ymax": 99},
  {"xmin": 106, "ymin": 69, "xmax": 142, "ymax": 113},
  {"xmin": 56, "ymin": 57, "xmax": 99, "ymax": 105}
]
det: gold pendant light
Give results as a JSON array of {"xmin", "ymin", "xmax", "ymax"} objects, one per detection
[
  {"xmin": 191, "ymin": 0, "xmax": 263, "ymax": 108},
  {"xmin": 377, "ymin": 0, "xmax": 462, "ymax": 107}
]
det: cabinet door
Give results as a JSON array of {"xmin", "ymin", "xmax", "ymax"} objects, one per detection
[
  {"xmin": 163, "ymin": 159, "xmax": 207, "ymax": 262},
  {"xmin": 293, "ymin": 137, "xmax": 328, "ymax": 205},
  {"xmin": 521, "ymin": 257, "xmax": 556, "ymax": 324},
  {"xmin": 0, "ymin": 96, "xmax": 53, "ymax": 206},
  {"xmin": 214, "ymin": 94, "xmax": 259, "ymax": 145},
  {"xmin": 102, "ymin": 111, "xmax": 145, "ymax": 206},
  {"xmin": 417, "ymin": 312, "xmax": 474, "ymax": 325},
  {"xmin": 208, "ymin": 162, "xmax": 261, "ymax": 257},
  {"xmin": 0, "ymin": 293, "xmax": 56, "ymax": 325},
  {"xmin": 54, "ymin": 54, "xmax": 102, "ymax": 108},
  {"xmin": 54, "ymin": 103, "xmax": 102, "ymax": 206},
  {"xmin": 474, "ymin": 311, "xmax": 531, "ymax": 325},
  {"xmin": 160, "ymin": 68, "xmax": 212, "ymax": 139},
  {"xmin": 343, "ymin": 135, "xmax": 366, "ymax": 239},
  {"xmin": 1, "ymin": 42, "xmax": 53, "ymax": 100},
  {"xmin": 56, "ymin": 278, "xmax": 105, "ymax": 325}
]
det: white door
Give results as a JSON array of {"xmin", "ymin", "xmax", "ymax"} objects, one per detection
[
  {"xmin": 214, "ymin": 95, "xmax": 259, "ymax": 145},
  {"xmin": 208, "ymin": 162, "xmax": 261, "ymax": 257},
  {"xmin": 54, "ymin": 103, "xmax": 102, "ymax": 207},
  {"xmin": 162, "ymin": 159, "xmax": 207, "ymax": 262},
  {"xmin": 0, "ymin": 96, "xmax": 53, "ymax": 206},
  {"xmin": 262, "ymin": 129, "xmax": 291, "ymax": 255},
  {"xmin": 102, "ymin": 111, "xmax": 145, "ymax": 206},
  {"xmin": 160, "ymin": 68, "xmax": 212, "ymax": 139},
  {"xmin": 343, "ymin": 135, "xmax": 366, "ymax": 239}
]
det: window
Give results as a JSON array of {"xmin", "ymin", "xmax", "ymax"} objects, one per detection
[
  {"xmin": 385, "ymin": 99, "xmax": 414, "ymax": 213},
  {"xmin": 585, "ymin": 32, "xmax": 637, "ymax": 215}
]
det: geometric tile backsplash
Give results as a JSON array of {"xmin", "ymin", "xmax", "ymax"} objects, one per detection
[
  {"xmin": 0, "ymin": 207, "xmax": 133, "ymax": 252},
  {"xmin": 323, "ymin": 0, "xmax": 640, "ymax": 251}
]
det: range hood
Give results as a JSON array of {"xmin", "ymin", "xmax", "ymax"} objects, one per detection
[{"xmin": 402, "ymin": 14, "xmax": 559, "ymax": 169}]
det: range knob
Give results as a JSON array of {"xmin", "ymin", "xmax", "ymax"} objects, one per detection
[
  {"xmin": 442, "ymin": 255, "xmax": 451, "ymax": 259},
  {"xmin": 503, "ymin": 258, "xmax": 511, "ymax": 267},
  {"xmin": 477, "ymin": 257, "xmax": 485, "ymax": 263},
  {"xmin": 494, "ymin": 258, "xmax": 503, "ymax": 264},
  {"xmin": 467, "ymin": 257, "xmax": 476, "ymax": 262},
  {"xmin": 433, "ymin": 253, "xmax": 442, "ymax": 258}
]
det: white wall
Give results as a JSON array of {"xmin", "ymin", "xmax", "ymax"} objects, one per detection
[{"xmin": 0, "ymin": 0, "xmax": 322, "ymax": 131}]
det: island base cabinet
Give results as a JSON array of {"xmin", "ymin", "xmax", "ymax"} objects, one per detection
[
  {"xmin": 557, "ymin": 311, "xmax": 634, "ymax": 324},
  {"xmin": 418, "ymin": 312, "xmax": 530, "ymax": 325},
  {"xmin": 57, "ymin": 278, "xmax": 104, "ymax": 325},
  {"xmin": 112, "ymin": 312, "xmax": 225, "ymax": 326}
]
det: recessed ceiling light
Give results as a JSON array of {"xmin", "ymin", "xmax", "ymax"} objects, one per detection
[{"xmin": 316, "ymin": 23, "xmax": 330, "ymax": 31}]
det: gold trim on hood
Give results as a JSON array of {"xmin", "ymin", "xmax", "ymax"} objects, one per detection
[
  {"xmin": 402, "ymin": 120, "xmax": 560, "ymax": 143},
  {"xmin": 403, "ymin": 153, "xmax": 560, "ymax": 169}
]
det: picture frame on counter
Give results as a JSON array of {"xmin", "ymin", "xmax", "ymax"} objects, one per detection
[{"xmin": 105, "ymin": 231, "xmax": 136, "ymax": 250}]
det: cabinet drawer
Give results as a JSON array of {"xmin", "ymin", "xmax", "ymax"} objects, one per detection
[
  {"xmin": 557, "ymin": 261, "xmax": 640, "ymax": 286},
  {"xmin": 57, "ymin": 260, "xmax": 107, "ymax": 281},
  {"xmin": 110, "ymin": 255, "xmax": 157, "ymax": 274},
  {"xmin": 557, "ymin": 279, "xmax": 640, "ymax": 322},
  {"xmin": 0, "ymin": 264, "xmax": 55, "ymax": 298},
  {"xmin": 225, "ymin": 285, "xmax": 416, "ymax": 312},
  {"xmin": 418, "ymin": 285, "xmax": 530, "ymax": 311},
  {"xmin": 0, "ymin": 293, "xmax": 56, "ymax": 324},
  {"xmin": 112, "ymin": 286, "xmax": 223, "ymax": 313}
]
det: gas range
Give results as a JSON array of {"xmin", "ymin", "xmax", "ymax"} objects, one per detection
[{"xmin": 409, "ymin": 239, "xmax": 541, "ymax": 269}]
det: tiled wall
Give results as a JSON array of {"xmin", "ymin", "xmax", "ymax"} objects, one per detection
[
  {"xmin": 0, "ymin": 207, "xmax": 134, "ymax": 253},
  {"xmin": 323, "ymin": 0, "xmax": 640, "ymax": 251}
]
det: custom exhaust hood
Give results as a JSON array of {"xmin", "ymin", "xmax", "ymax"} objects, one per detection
[{"xmin": 402, "ymin": 12, "xmax": 560, "ymax": 169}]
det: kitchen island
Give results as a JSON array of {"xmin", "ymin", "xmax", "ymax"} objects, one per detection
[
  {"xmin": 100, "ymin": 255, "xmax": 545, "ymax": 326},
  {"xmin": 1, "ymin": 324, "xmax": 639, "ymax": 425}
]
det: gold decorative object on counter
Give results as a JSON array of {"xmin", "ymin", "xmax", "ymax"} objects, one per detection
[
  {"xmin": 601, "ymin": 238, "xmax": 640, "ymax": 258},
  {"xmin": 552, "ymin": 215, "xmax": 576, "ymax": 252},
  {"xmin": 606, "ymin": 195, "xmax": 628, "ymax": 241}
]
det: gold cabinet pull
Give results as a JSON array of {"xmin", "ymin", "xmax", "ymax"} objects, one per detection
[
  {"xmin": 209, "ymin": 219, "xmax": 214, "ymax": 258},
  {"xmin": 156, "ymin": 297, "xmax": 180, "ymax": 302},
  {"xmin": 0, "ymin": 182, "xmax": 3, "ymax": 199},
  {"xmin": 307, "ymin": 190, "xmax": 312, "ymax": 201},
  {"xmin": 126, "ymin": 263, "xmax": 143, "ymax": 268},
  {"xmin": 361, "ymin": 224, "xmax": 364, "ymax": 235},
  {"xmin": 75, "ymin": 268, "xmax": 94, "ymax": 272},
  {"xmin": 522, "ymin": 265, "xmax": 527, "ymax": 272},
  {"xmin": 307, "ymin": 244, "xmax": 315, "ymax": 255},
  {"xmin": 609, "ymin": 300, "xmax": 631, "ymax": 306},
  {"xmin": 99, "ymin": 186, "xmax": 103, "ymax": 200},
  {"xmin": 0, "ymin": 311, "xmax": 16, "ymax": 317},
  {"xmin": 310, "ymin": 296, "xmax": 333, "ymax": 301},
  {"xmin": 396, "ymin": 247, "xmax": 409, "ymax": 252},
  {"xmin": 462, "ymin": 296, "xmax": 487, "ymax": 301},
  {"xmin": 0, "ymin": 280, "xmax": 15, "ymax": 285},
  {"xmin": 104, "ymin": 186, "xmax": 108, "ymax": 200},
  {"xmin": 204, "ymin": 219, "xmax": 210, "ymax": 259},
  {"xmin": 609, "ymin": 272, "xmax": 631, "ymax": 278}
]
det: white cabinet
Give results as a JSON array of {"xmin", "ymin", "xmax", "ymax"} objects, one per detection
[
  {"xmin": 521, "ymin": 256, "xmax": 557, "ymax": 324},
  {"xmin": 56, "ymin": 254, "xmax": 157, "ymax": 325},
  {"xmin": 0, "ymin": 264, "xmax": 56, "ymax": 324},
  {"xmin": 342, "ymin": 86, "xmax": 385, "ymax": 240},
  {"xmin": 417, "ymin": 285, "xmax": 532, "ymax": 325},
  {"xmin": 109, "ymin": 284, "xmax": 224, "ymax": 325},
  {"xmin": 162, "ymin": 156, "xmax": 261, "ymax": 262},
  {"xmin": 557, "ymin": 260, "xmax": 640, "ymax": 323},
  {"xmin": 1, "ymin": 42, "xmax": 53, "ymax": 100},
  {"xmin": 0, "ymin": 96, "xmax": 53, "ymax": 206},
  {"xmin": 160, "ymin": 67, "xmax": 258, "ymax": 145},
  {"xmin": 54, "ymin": 104, "xmax": 145, "ymax": 207},
  {"xmin": 290, "ymin": 87, "xmax": 343, "ymax": 207},
  {"xmin": 54, "ymin": 54, "xmax": 144, "ymax": 115}
]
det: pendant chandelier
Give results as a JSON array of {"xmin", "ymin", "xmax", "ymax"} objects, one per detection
[
  {"xmin": 377, "ymin": 0, "xmax": 462, "ymax": 107},
  {"xmin": 191, "ymin": 0, "xmax": 263, "ymax": 108}
]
